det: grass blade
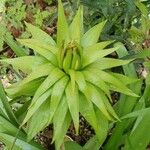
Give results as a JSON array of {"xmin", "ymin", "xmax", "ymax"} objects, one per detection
[{"xmin": 0, "ymin": 80, "xmax": 18, "ymax": 126}]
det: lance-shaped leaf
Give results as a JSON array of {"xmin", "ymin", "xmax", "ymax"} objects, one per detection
[
  {"xmin": 124, "ymin": 112, "xmax": 150, "ymax": 150},
  {"xmin": 0, "ymin": 116, "xmax": 43, "ymax": 149},
  {"xmin": 32, "ymin": 68, "xmax": 65, "ymax": 103},
  {"xmin": 86, "ymin": 68, "xmax": 138, "ymax": 97},
  {"xmin": 6, "ymin": 78, "xmax": 44, "ymax": 99},
  {"xmin": 82, "ymin": 82, "xmax": 112, "ymax": 120},
  {"xmin": 83, "ymin": 136, "xmax": 102, "ymax": 150},
  {"xmin": 17, "ymin": 39, "xmax": 58, "ymax": 66},
  {"xmin": 79, "ymin": 93, "xmax": 101, "ymax": 141},
  {"xmin": 57, "ymin": 0, "xmax": 69, "ymax": 47},
  {"xmin": 0, "ymin": 116, "xmax": 19, "ymax": 136},
  {"xmin": 15, "ymin": 63, "xmax": 54, "ymax": 86},
  {"xmin": 65, "ymin": 78, "xmax": 79, "ymax": 134},
  {"xmin": 98, "ymin": 89, "xmax": 119, "ymax": 120},
  {"xmin": 83, "ymin": 47, "xmax": 117, "ymax": 67},
  {"xmin": 83, "ymin": 70, "xmax": 111, "ymax": 99},
  {"xmin": 4, "ymin": 33, "xmax": 27, "ymax": 57},
  {"xmin": 84, "ymin": 108, "xmax": 109, "ymax": 150},
  {"xmin": 64, "ymin": 141, "xmax": 84, "ymax": 150},
  {"xmin": 55, "ymin": 112, "xmax": 71, "ymax": 150},
  {"xmin": 18, "ymin": 39, "xmax": 58, "ymax": 55},
  {"xmin": 69, "ymin": 6, "xmax": 83, "ymax": 43},
  {"xmin": 52, "ymin": 96, "xmax": 68, "ymax": 142},
  {"xmin": 0, "ymin": 100, "xmax": 8, "ymax": 119},
  {"xmin": 83, "ymin": 40, "xmax": 114, "ymax": 51},
  {"xmin": 0, "ymin": 81, "xmax": 18, "ymax": 126},
  {"xmin": 0, "ymin": 133, "xmax": 43, "ymax": 150},
  {"xmin": 75, "ymin": 72, "xmax": 100, "ymax": 136},
  {"xmin": 25, "ymin": 22, "xmax": 56, "ymax": 46},
  {"xmin": 15, "ymin": 101, "xmax": 31, "ymax": 122},
  {"xmin": 87, "ymin": 58, "xmax": 133, "ymax": 70},
  {"xmin": 81, "ymin": 21, "xmax": 106, "ymax": 47},
  {"xmin": 75, "ymin": 71, "xmax": 87, "ymax": 91},
  {"xmin": 109, "ymin": 72, "xmax": 139, "ymax": 85},
  {"xmin": 22, "ymin": 88, "xmax": 52, "ymax": 125},
  {"xmin": 47, "ymin": 76, "xmax": 69, "ymax": 124},
  {"xmin": 121, "ymin": 108, "xmax": 150, "ymax": 120},
  {"xmin": 94, "ymin": 107, "xmax": 109, "ymax": 145},
  {"xmin": 0, "ymin": 56, "xmax": 47, "ymax": 74},
  {"xmin": 27, "ymin": 99, "xmax": 51, "ymax": 141}
]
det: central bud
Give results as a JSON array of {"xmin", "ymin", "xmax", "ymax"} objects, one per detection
[{"xmin": 60, "ymin": 41, "xmax": 82, "ymax": 73}]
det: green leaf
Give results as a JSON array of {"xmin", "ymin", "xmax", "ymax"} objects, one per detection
[
  {"xmin": 83, "ymin": 40, "xmax": 114, "ymax": 51},
  {"xmin": 0, "ymin": 56, "xmax": 46, "ymax": 74},
  {"xmin": 82, "ymin": 82, "xmax": 112, "ymax": 120},
  {"xmin": 16, "ymin": 63, "xmax": 54, "ymax": 86},
  {"xmin": 124, "ymin": 112, "xmax": 150, "ymax": 150},
  {"xmin": 57, "ymin": 0, "xmax": 69, "ymax": 47},
  {"xmin": 0, "ymin": 100, "xmax": 8, "ymax": 119},
  {"xmin": 0, "ymin": 133, "xmax": 43, "ymax": 150},
  {"xmin": 18, "ymin": 38, "xmax": 58, "ymax": 55},
  {"xmin": 15, "ymin": 101, "xmax": 31, "ymax": 122},
  {"xmin": 17, "ymin": 39, "xmax": 58, "ymax": 66},
  {"xmin": 6, "ymin": 78, "xmax": 44, "ymax": 99},
  {"xmin": 69, "ymin": 6, "xmax": 83, "ymax": 43},
  {"xmin": 83, "ymin": 47, "xmax": 117, "ymax": 67},
  {"xmin": 0, "ymin": 115, "xmax": 42, "ymax": 150},
  {"xmin": 75, "ymin": 71, "xmax": 87, "ymax": 91},
  {"xmin": 48, "ymin": 76, "xmax": 69, "ymax": 124},
  {"xmin": 123, "ymin": 50, "xmax": 150, "ymax": 60},
  {"xmin": 130, "ymin": 97, "xmax": 146, "ymax": 133},
  {"xmin": 52, "ymin": 96, "xmax": 68, "ymax": 142},
  {"xmin": 135, "ymin": 1, "xmax": 148, "ymax": 17},
  {"xmin": 81, "ymin": 21, "xmax": 106, "ymax": 47},
  {"xmin": 0, "ymin": 81, "xmax": 18, "ymax": 126},
  {"xmin": 53, "ymin": 96, "xmax": 71, "ymax": 150},
  {"xmin": 64, "ymin": 141, "xmax": 84, "ymax": 150},
  {"xmin": 109, "ymin": 72, "xmax": 139, "ymax": 85},
  {"xmin": 0, "ymin": 116, "xmax": 19, "ymax": 135},
  {"xmin": 83, "ymin": 70, "xmax": 111, "ymax": 99},
  {"xmin": 32, "ymin": 68, "xmax": 65, "ymax": 103},
  {"xmin": 121, "ymin": 108, "xmax": 150, "ymax": 120},
  {"xmin": 86, "ymin": 68, "xmax": 138, "ymax": 97},
  {"xmin": 87, "ymin": 58, "xmax": 132, "ymax": 70},
  {"xmin": 82, "ymin": 102, "xmax": 109, "ymax": 150},
  {"xmin": 4, "ymin": 33, "xmax": 27, "ymax": 57},
  {"xmin": 27, "ymin": 99, "xmax": 51, "ymax": 141},
  {"xmin": 65, "ymin": 80, "xmax": 79, "ymax": 134},
  {"xmin": 95, "ymin": 107, "xmax": 109, "ymax": 146},
  {"xmin": 25, "ymin": 22, "xmax": 56, "ymax": 46},
  {"xmin": 22, "ymin": 88, "xmax": 52, "ymax": 125},
  {"xmin": 79, "ymin": 93, "xmax": 100, "ymax": 140},
  {"xmin": 55, "ymin": 112, "xmax": 71, "ymax": 150},
  {"xmin": 83, "ymin": 136, "xmax": 101, "ymax": 150},
  {"xmin": 104, "ymin": 42, "xmax": 142, "ymax": 149},
  {"xmin": 98, "ymin": 89, "xmax": 119, "ymax": 120}
]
